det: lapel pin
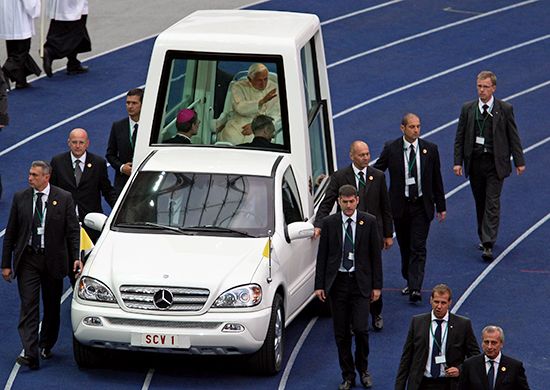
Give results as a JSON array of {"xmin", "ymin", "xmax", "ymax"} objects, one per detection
[
  {"xmin": 501, "ymin": 366, "xmax": 506, "ymax": 372},
  {"xmin": 359, "ymin": 220, "xmax": 364, "ymax": 225},
  {"xmin": 87, "ymin": 163, "xmax": 92, "ymax": 168},
  {"xmin": 52, "ymin": 200, "xmax": 58, "ymax": 206},
  {"xmin": 368, "ymin": 175, "xmax": 374, "ymax": 181},
  {"xmin": 422, "ymin": 149, "xmax": 427, "ymax": 154}
]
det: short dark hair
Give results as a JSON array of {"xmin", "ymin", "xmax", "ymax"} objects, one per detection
[
  {"xmin": 251, "ymin": 115, "xmax": 275, "ymax": 134},
  {"xmin": 431, "ymin": 284, "xmax": 452, "ymax": 300},
  {"xmin": 338, "ymin": 184, "xmax": 357, "ymax": 198},
  {"xmin": 127, "ymin": 88, "xmax": 144, "ymax": 103}
]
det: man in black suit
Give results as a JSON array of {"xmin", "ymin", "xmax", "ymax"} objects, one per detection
[
  {"xmin": 164, "ymin": 108, "xmax": 199, "ymax": 144},
  {"xmin": 395, "ymin": 284, "xmax": 480, "ymax": 390},
  {"xmin": 459, "ymin": 325, "xmax": 530, "ymax": 390},
  {"xmin": 0, "ymin": 70, "xmax": 8, "ymax": 200},
  {"xmin": 238, "ymin": 114, "xmax": 283, "ymax": 150},
  {"xmin": 106, "ymin": 88, "xmax": 143, "ymax": 196},
  {"xmin": 2, "ymin": 161, "xmax": 81, "ymax": 370},
  {"xmin": 314, "ymin": 140, "xmax": 392, "ymax": 330},
  {"xmin": 453, "ymin": 71, "xmax": 526, "ymax": 261},
  {"xmin": 315, "ymin": 184, "xmax": 382, "ymax": 389},
  {"xmin": 374, "ymin": 113, "xmax": 446, "ymax": 302}
]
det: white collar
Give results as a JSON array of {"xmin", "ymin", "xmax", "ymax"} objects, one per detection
[
  {"xmin": 71, "ymin": 152, "xmax": 87, "ymax": 164},
  {"xmin": 403, "ymin": 137, "xmax": 419, "ymax": 150},
  {"xmin": 341, "ymin": 211, "xmax": 357, "ymax": 224},
  {"xmin": 478, "ymin": 96, "xmax": 495, "ymax": 111},
  {"xmin": 352, "ymin": 164, "xmax": 367, "ymax": 176},
  {"xmin": 485, "ymin": 352, "xmax": 501, "ymax": 364},
  {"xmin": 430, "ymin": 311, "xmax": 449, "ymax": 322},
  {"xmin": 34, "ymin": 183, "xmax": 51, "ymax": 196}
]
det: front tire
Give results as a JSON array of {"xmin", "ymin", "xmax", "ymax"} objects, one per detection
[
  {"xmin": 73, "ymin": 336, "xmax": 105, "ymax": 368},
  {"xmin": 250, "ymin": 294, "xmax": 284, "ymax": 375}
]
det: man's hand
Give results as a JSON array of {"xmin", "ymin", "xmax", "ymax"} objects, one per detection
[
  {"xmin": 445, "ymin": 366, "xmax": 460, "ymax": 378},
  {"xmin": 314, "ymin": 289, "xmax": 326, "ymax": 302},
  {"xmin": 453, "ymin": 165, "xmax": 463, "ymax": 176},
  {"xmin": 2, "ymin": 268, "xmax": 12, "ymax": 282},
  {"xmin": 313, "ymin": 227, "xmax": 321, "ymax": 239},
  {"xmin": 436, "ymin": 211, "xmax": 447, "ymax": 222},
  {"xmin": 516, "ymin": 165, "xmax": 526, "ymax": 175},
  {"xmin": 383, "ymin": 237, "xmax": 393, "ymax": 250},
  {"xmin": 259, "ymin": 88, "xmax": 277, "ymax": 106},
  {"xmin": 371, "ymin": 289, "xmax": 381, "ymax": 302},
  {"xmin": 241, "ymin": 123, "xmax": 253, "ymax": 136},
  {"xmin": 121, "ymin": 162, "xmax": 133, "ymax": 176},
  {"xmin": 73, "ymin": 260, "xmax": 83, "ymax": 278}
]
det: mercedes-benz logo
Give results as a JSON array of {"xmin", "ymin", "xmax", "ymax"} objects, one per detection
[{"xmin": 153, "ymin": 289, "xmax": 173, "ymax": 309}]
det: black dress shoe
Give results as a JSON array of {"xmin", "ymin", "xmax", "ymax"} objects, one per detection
[
  {"xmin": 40, "ymin": 348, "xmax": 52, "ymax": 359},
  {"xmin": 482, "ymin": 247, "xmax": 493, "ymax": 261},
  {"xmin": 43, "ymin": 49, "xmax": 53, "ymax": 78},
  {"xmin": 16, "ymin": 355, "xmax": 39, "ymax": 370},
  {"xmin": 67, "ymin": 65, "xmax": 89, "ymax": 75},
  {"xmin": 360, "ymin": 371, "xmax": 373, "ymax": 388},
  {"xmin": 338, "ymin": 379, "xmax": 355, "ymax": 390},
  {"xmin": 372, "ymin": 314, "xmax": 383, "ymax": 331},
  {"xmin": 409, "ymin": 290, "xmax": 422, "ymax": 302},
  {"xmin": 15, "ymin": 81, "xmax": 30, "ymax": 89},
  {"xmin": 401, "ymin": 286, "xmax": 410, "ymax": 295}
]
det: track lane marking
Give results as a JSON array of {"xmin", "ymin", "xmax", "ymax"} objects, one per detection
[{"xmin": 321, "ymin": 0, "xmax": 404, "ymax": 26}]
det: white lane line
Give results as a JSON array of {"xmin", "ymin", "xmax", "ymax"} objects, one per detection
[
  {"xmin": 277, "ymin": 135, "xmax": 550, "ymax": 389},
  {"xmin": 452, "ymin": 212, "xmax": 550, "ymax": 314},
  {"xmin": 141, "ymin": 368, "xmax": 155, "ymax": 390},
  {"xmin": 328, "ymin": 0, "xmax": 538, "ymax": 68},
  {"xmin": 0, "ymin": 84, "xmax": 145, "ymax": 157},
  {"xmin": 278, "ymin": 316, "xmax": 319, "ymax": 390},
  {"xmin": 333, "ymin": 34, "xmax": 550, "ymax": 119},
  {"xmin": 321, "ymin": 0, "xmax": 403, "ymax": 26},
  {"xmin": 0, "ymin": 229, "xmax": 4, "ymax": 238}
]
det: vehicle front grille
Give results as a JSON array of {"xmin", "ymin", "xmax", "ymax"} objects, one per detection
[
  {"xmin": 120, "ymin": 285, "xmax": 210, "ymax": 311},
  {"xmin": 105, "ymin": 317, "xmax": 221, "ymax": 329}
]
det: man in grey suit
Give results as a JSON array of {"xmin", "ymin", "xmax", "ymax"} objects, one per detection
[
  {"xmin": 2, "ymin": 161, "xmax": 81, "ymax": 370},
  {"xmin": 459, "ymin": 325, "xmax": 530, "ymax": 390},
  {"xmin": 395, "ymin": 284, "xmax": 480, "ymax": 390},
  {"xmin": 453, "ymin": 71, "xmax": 526, "ymax": 261}
]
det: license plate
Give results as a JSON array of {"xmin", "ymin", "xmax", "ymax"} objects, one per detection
[{"xmin": 130, "ymin": 333, "xmax": 190, "ymax": 349}]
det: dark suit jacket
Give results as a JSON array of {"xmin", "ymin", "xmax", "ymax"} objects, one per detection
[
  {"xmin": 374, "ymin": 137, "xmax": 446, "ymax": 220},
  {"xmin": 459, "ymin": 354, "xmax": 530, "ymax": 390},
  {"xmin": 106, "ymin": 117, "xmax": 134, "ymax": 194},
  {"xmin": 1, "ymin": 185, "xmax": 80, "ymax": 279},
  {"xmin": 164, "ymin": 134, "xmax": 191, "ymax": 144},
  {"xmin": 395, "ymin": 312, "xmax": 480, "ymax": 390},
  {"xmin": 314, "ymin": 211, "xmax": 382, "ymax": 298},
  {"xmin": 238, "ymin": 137, "xmax": 283, "ymax": 150},
  {"xmin": 50, "ymin": 151, "xmax": 116, "ymax": 221},
  {"xmin": 454, "ymin": 98, "xmax": 525, "ymax": 180},
  {"xmin": 0, "ymin": 69, "xmax": 8, "ymax": 126},
  {"xmin": 314, "ymin": 164, "xmax": 393, "ymax": 240}
]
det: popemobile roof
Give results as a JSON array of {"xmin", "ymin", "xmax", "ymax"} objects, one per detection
[{"xmin": 155, "ymin": 10, "xmax": 321, "ymax": 54}]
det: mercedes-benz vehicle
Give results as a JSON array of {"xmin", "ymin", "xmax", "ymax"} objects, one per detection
[{"xmin": 71, "ymin": 10, "xmax": 336, "ymax": 374}]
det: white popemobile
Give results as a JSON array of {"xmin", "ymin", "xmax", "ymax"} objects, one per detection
[{"xmin": 71, "ymin": 10, "xmax": 336, "ymax": 374}]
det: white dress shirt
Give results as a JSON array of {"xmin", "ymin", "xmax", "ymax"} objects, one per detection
[
  {"xmin": 338, "ymin": 210, "xmax": 357, "ymax": 272},
  {"xmin": 403, "ymin": 137, "xmax": 422, "ymax": 197},
  {"xmin": 424, "ymin": 311, "xmax": 449, "ymax": 378},
  {"xmin": 29, "ymin": 184, "xmax": 50, "ymax": 248}
]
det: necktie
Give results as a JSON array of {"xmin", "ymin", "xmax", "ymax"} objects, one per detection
[
  {"xmin": 357, "ymin": 171, "xmax": 365, "ymax": 190},
  {"xmin": 342, "ymin": 218, "xmax": 354, "ymax": 271},
  {"xmin": 430, "ymin": 319, "xmax": 443, "ymax": 378},
  {"xmin": 487, "ymin": 360, "xmax": 495, "ymax": 389},
  {"xmin": 31, "ymin": 192, "xmax": 44, "ymax": 251},
  {"xmin": 131, "ymin": 123, "xmax": 138, "ymax": 149},
  {"xmin": 74, "ymin": 159, "xmax": 83, "ymax": 186},
  {"xmin": 408, "ymin": 145, "xmax": 418, "ymax": 199},
  {"xmin": 482, "ymin": 104, "xmax": 489, "ymax": 116}
]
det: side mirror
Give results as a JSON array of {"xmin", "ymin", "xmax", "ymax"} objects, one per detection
[
  {"xmin": 84, "ymin": 213, "xmax": 108, "ymax": 232},
  {"xmin": 287, "ymin": 221, "xmax": 314, "ymax": 241}
]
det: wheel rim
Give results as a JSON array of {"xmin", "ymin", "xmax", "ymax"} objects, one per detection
[{"xmin": 273, "ymin": 306, "xmax": 283, "ymax": 367}]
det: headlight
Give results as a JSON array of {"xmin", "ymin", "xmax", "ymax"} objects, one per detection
[
  {"xmin": 78, "ymin": 276, "xmax": 117, "ymax": 303},
  {"xmin": 212, "ymin": 284, "xmax": 262, "ymax": 308}
]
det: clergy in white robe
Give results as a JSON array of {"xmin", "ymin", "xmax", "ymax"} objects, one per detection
[
  {"xmin": 0, "ymin": 0, "xmax": 41, "ymax": 88},
  {"xmin": 218, "ymin": 63, "xmax": 281, "ymax": 145}
]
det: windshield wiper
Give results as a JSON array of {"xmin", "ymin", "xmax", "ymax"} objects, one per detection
[
  {"xmin": 182, "ymin": 225, "xmax": 255, "ymax": 237},
  {"xmin": 116, "ymin": 222, "xmax": 193, "ymax": 235}
]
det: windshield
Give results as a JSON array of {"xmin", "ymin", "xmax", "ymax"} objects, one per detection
[{"xmin": 113, "ymin": 172, "xmax": 274, "ymax": 237}]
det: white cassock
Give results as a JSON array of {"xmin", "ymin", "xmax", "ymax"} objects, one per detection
[
  {"xmin": 218, "ymin": 78, "xmax": 281, "ymax": 145},
  {"xmin": 0, "ymin": 0, "xmax": 40, "ymax": 40},
  {"xmin": 47, "ymin": 0, "xmax": 87, "ymax": 21}
]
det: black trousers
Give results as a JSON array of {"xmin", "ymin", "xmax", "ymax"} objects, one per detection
[
  {"xmin": 2, "ymin": 39, "xmax": 41, "ymax": 84},
  {"xmin": 469, "ymin": 154, "xmax": 504, "ymax": 248},
  {"xmin": 45, "ymin": 15, "xmax": 91, "ymax": 69},
  {"xmin": 329, "ymin": 272, "xmax": 370, "ymax": 381},
  {"xmin": 419, "ymin": 376, "xmax": 452, "ymax": 390},
  {"xmin": 394, "ymin": 198, "xmax": 431, "ymax": 291},
  {"xmin": 17, "ymin": 249, "xmax": 64, "ymax": 359}
]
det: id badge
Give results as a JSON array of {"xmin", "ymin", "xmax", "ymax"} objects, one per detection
[
  {"xmin": 435, "ymin": 355, "xmax": 446, "ymax": 364},
  {"xmin": 475, "ymin": 136, "xmax": 485, "ymax": 145},
  {"xmin": 348, "ymin": 253, "xmax": 355, "ymax": 260},
  {"xmin": 37, "ymin": 227, "xmax": 45, "ymax": 235},
  {"xmin": 406, "ymin": 177, "xmax": 416, "ymax": 185}
]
